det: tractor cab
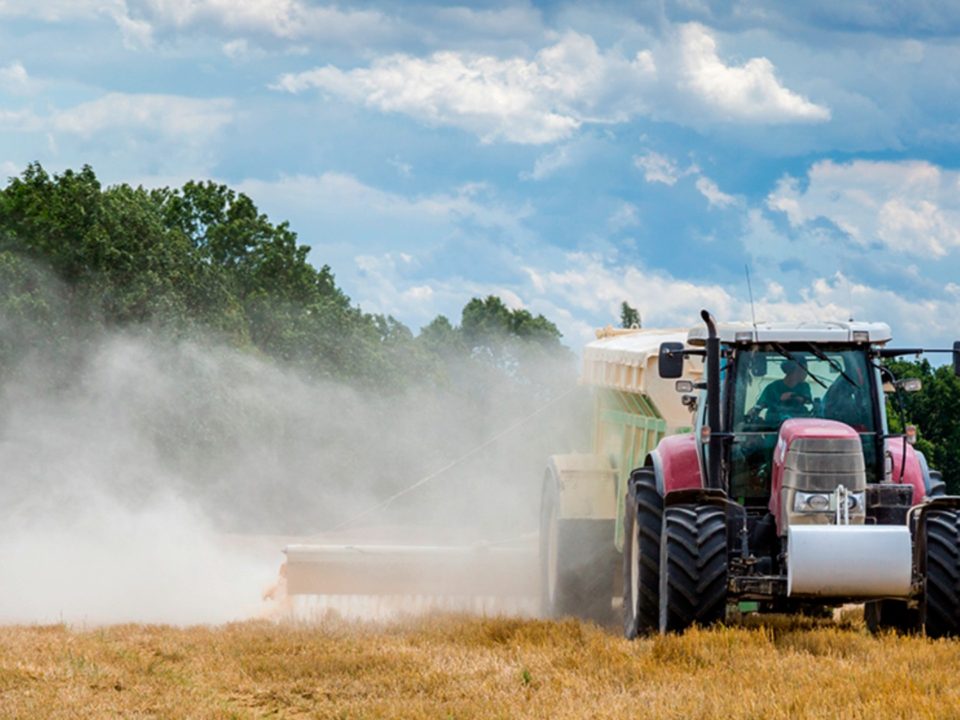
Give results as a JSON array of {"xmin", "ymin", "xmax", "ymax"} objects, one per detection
[
  {"xmin": 672, "ymin": 320, "xmax": 895, "ymax": 511},
  {"xmin": 724, "ymin": 341, "xmax": 883, "ymax": 506}
]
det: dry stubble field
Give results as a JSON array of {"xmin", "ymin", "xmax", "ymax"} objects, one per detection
[{"xmin": 2, "ymin": 612, "xmax": 960, "ymax": 719}]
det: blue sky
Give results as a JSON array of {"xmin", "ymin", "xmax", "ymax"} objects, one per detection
[{"xmin": 2, "ymin": 1, "xmax": 960, "ymax": 351}]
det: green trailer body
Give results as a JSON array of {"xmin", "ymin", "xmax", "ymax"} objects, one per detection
[{"xmin": 538, "ymin": 327, "xmax": 700, "ymax": 621}]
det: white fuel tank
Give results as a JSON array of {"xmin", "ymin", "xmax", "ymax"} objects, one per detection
[{"xmin": 786, "ymin": 525, "xmax": 913, "ymax": 598}]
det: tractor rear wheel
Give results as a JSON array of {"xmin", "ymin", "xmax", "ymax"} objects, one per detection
[
  {"xmin": 659, "ymin": 503, "xmax": 728, "ymax": 634},
  {"xmin": 539, "ymin": 471, "xmax": 616, "ymax": 624},
  {"xmin": 622, "ymin": 468, "xmax": 662, "ymax": 638},
  {"xmin": 921, "ymin": 508, "xmax": 960, "ymax": 638}
]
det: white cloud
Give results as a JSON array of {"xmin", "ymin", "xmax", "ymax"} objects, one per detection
[
  {"xmin": 522, "ymin": 253, "xmax": 738, "ymax": 331},
  {"xmin": 634, "ymin": 151, "xmax": 735, "ymax": 208},
  {"xmin": 675, "ymin": 24, "xmax": 831, "ymax": 124},
  {"xmin": 520, "ymin": 256, "xmax": 959, "ymax": 351},
  {"xmin": 0, "ymin": 61, "xmax": 30, "ymax": 93},
  {"xmin": 695, "ymin": 175, "xmax": 737, "ymax": 208},
  {"xmin": 634, "ymin": 151, "xmax": 694, "ymax": 185},
  {"xmin": 124, "ymin": 0, "xmax": 393, "ymax": 44},
  {"xmin": 271, "ymin": 23, "xmax": 828, "ymax": 143},
  {"xmin": 51, "ymin": 93, "xmax": 233, "ymax": 140},
  {"xmin": 523, "ymin": 144, "xmax": 574, "ymax": 180},
  {"xmin": 767, "ymin": 159, "xmax": 960, "ymax": 257},
  {"xmin": 273, "ymin": 32, "xmax": 655, "ymax": 144}
]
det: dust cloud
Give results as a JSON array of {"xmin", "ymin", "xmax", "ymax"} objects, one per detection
[{"xmin": 0, "ymin": 317, "xmax": 588, "ymax": 625}]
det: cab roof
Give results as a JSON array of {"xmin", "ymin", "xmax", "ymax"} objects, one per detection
[{"xmin": 687, "ymin": 320, "xmax": 892, "ymax": 346}]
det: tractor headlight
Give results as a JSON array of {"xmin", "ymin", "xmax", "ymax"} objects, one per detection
[
  {"xmin": 794, "ymin": 492, "xmax": 830, "ymax": 512},
  {"xmin": 794, "ymin": 491, "xmax": 865, "ymax": 512},
  {"xmin": 844, "ymin": 492, "xmax": 864, "ymax": 511}
]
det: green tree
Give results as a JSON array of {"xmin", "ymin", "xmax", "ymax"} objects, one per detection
[
  {"xmin": 0, "ymin": 164, "xmax": 577, "ymax": 395},
  {"xmin": 886, "ymin": 359, "xmax": 960, "ymax": 493},
  {"xmin": 620, "ymin": 301, "xmax": 641, "ymax": 329}
]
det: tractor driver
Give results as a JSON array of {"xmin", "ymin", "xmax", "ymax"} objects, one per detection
[{"xmin": 753, "ymin": 357, "xmax": 812, "ymax": 425}]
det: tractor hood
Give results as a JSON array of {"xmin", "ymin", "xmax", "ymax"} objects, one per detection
[{"xmin": 769, "ymin": 419, "xmax": 867, "ymax": 535}]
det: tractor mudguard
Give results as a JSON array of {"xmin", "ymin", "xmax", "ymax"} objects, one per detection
[
  {"xmin": 650, "ymin": 434, "xmax": 703, "ymax": 496},
  {"xmin": 886, "ymin": 438, "xmax": 928, "ymax": 505},
  {"xmin": 910, "ymin": 496, "xmax": 960, "ymax": 562}
]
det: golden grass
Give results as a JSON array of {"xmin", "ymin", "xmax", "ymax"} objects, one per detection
[{"xmin": 2, "ymin": 612, "xmax": 960, "ymax": 719}]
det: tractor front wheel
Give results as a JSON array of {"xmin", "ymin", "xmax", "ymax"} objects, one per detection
[
  {"xmin": 659, "ymin": 503, "xmax": 728, "ymax": 634},
  {"xmin": 921, "ymin": 508, "xmax": 960, "ymax": 638},
  {"xmin": 622, "ymin": 468, "xmax": 662, "ymax": 638}
]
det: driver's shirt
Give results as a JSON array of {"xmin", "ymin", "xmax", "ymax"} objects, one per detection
[{"xmin": 758, "ymin": 379, "xmax": 812, "ymax": 415}]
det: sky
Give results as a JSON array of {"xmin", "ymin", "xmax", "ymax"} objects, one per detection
[{"xmin": 2, "ymin": 0, "xmax": 960, "ymax": 352}]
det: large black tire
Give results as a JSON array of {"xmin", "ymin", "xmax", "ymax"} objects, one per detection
[
  {"xmin": 622, "ymin": 468, "xmax": 662, "ymax": 638},
  {"xmin": 864, "ymin": 600, "xmax": 919, "ymax": 635},
  {"xmin": 658, "ymin": 503, "xmax": 728, "ymax": 634},
  {"xmin": 539, "ymin": 472, "xmax": 616, "ymax": 624},
  {"xmin": 921, "ymin": 508, "xmax": 960, "ymax": 638},
  {"xmin": 928, "ymin": 470, "xmax": 947, "ymax": 498}
]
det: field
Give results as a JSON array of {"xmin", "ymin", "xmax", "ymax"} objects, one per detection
[{"xmin": 2, "ymin": 612, "xmax": 960, "ymax": 719}]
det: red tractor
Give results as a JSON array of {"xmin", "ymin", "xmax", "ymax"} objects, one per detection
[{"xmin": 620, "ymin": 311, "xmax": 960, "ymax": 636}]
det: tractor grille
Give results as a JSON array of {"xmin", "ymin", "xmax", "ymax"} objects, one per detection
[{"xmin": 784, "ymin": 436, "xmax": 866, "ymax": 493}]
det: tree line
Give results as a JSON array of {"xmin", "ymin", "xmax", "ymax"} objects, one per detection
[{"xmin": 0, "ymin": 164, "xmax": 572, "ymax": 393}]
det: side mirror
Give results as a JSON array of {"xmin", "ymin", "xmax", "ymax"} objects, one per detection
[
  {"xmin": 658, "ymin": 342, "xmax": 685, "ymax": 379},
  {"xmin": 751, "ymin": 354, "xmax": 767, "ymax": 377},
  {"xmin": 954, "ymin": 341, "xmax": 960, "ymax": 377}
]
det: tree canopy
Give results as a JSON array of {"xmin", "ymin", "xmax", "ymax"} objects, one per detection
[
  {"xmin": 0, "ymin": 163, "xmax": 574, "ymax": 394},
  {"xmin": 885, "ymin": 359, "xmax": 960, "ymax": 492}
]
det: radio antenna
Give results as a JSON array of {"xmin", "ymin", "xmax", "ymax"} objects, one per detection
[{"xmin": 745, "ymin": 264, "xmax": 758, "ymax": 332}]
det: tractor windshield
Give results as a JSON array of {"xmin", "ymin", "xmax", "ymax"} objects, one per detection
[{"xmin": 728, "ymin": 346, "xmax": 879, "ymax": 502}]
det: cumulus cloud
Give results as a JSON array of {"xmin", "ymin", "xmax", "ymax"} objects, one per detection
[
  {"xmin": 767, "ymin": 159, "xmax": 960, "ymax": 257},
  {"xmin": 674, "ymin": 24, "xmax": 830, "ymax": 123},
  {"xmin": 272, "ymin": 23, "xmax": 828, "ymax": 143},
  {"xmin": 273, "ymin": 32, "xmax": 655, "ymax": 144}
]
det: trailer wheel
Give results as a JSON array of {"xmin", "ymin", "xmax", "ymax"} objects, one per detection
[
  {"xmin": 864, "ymin": 600, "xmax": 918, "ymax": 635},
  {"xmin": 539, "ymin": 471, "xmax": 615, "ymax": 624},
  {"xmin": 659, "ymin": 503, "xmax": 728, "ymax": 634},
  {"xmin": 921, "ymin": 508, "xmax": 960, "ymax": 638},
  {"xmin": 622, "ymin": 468, "xmax": 662, "ymax": 638}
]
